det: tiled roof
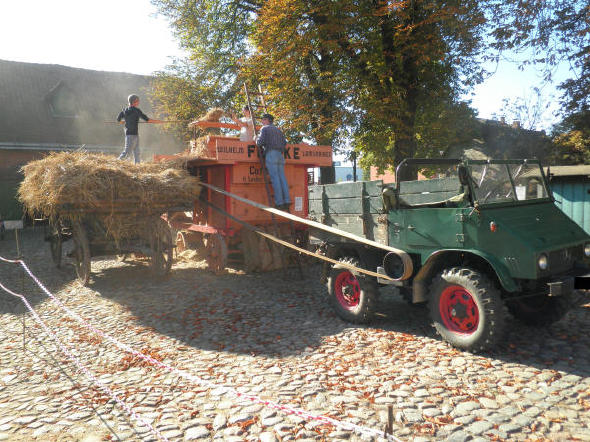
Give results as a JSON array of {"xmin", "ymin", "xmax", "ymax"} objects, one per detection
[
  {"xmin": 545, "ymin": 165, "xmax": 590, "ymax": 177},
  {"xmin": 0, "ymin": 59, "xmax": 181, "ymax": 152}
]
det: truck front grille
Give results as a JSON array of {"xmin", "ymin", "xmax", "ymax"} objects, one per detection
[{"xmin": 547, "ymin": 246, "xmax": 582, "ymax": 274}]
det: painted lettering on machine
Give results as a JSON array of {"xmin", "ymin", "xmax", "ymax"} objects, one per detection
[
  {"xmin": 232, "ymin": 164, "xmax": 265, "ymax": 184},
  {"xmin": 215, "ymin": 139, "xmax": 332, "ymax": 167}
]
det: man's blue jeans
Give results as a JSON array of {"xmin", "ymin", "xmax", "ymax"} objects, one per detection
[
  {"xmin": 119, "ymin": 135, "xmax": 140, "ymax": 164},
  {"xmin": 265, "ymin": 149, "xmax": 290, "ymax": 207}
]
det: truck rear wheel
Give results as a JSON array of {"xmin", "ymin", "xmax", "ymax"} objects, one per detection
[
  {"xmin": 327, "ymin": 258, "xmax": 378, "ymax": 324},
  {"xmin": 506, "ymin": 294, "xmax": 572, "ymax": 326},
  {"xmin": 429, "ymin": 267, "xmax": 505, "ymax": 352}
]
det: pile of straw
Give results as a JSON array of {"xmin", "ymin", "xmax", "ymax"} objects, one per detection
[{"xmin": 18, "ymin": 152, "xmax": 201, "ymax": 241}]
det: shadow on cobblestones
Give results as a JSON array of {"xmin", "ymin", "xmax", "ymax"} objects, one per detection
[{"xmin": 3, "ymin": 227, "xmax": 590, "ymax": 376}]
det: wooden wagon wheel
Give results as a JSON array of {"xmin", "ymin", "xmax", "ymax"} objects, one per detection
[
  {"xmin": 176, "ymin": 231, "xmax": 188, "ymax": 254},
  {"xmin": 150, "ymin": 218, "xmax": 173, "ymax": 276},
  {"xmin": 204, "ymin": 233, "xmax": 227, "ymax": 273},
  {"xmin": 72, "ymin": 222, "xmax": 91, "ymax": 286},
  {"xmin": 49, "ymin": 221, "xmax": 63, "ymax": 268}
]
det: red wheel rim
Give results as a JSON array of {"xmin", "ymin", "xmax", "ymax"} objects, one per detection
[
  {"xmin": 334, "ymin": 271, "xmax": 361, "ymax": 309},
  {"xmin": 439, "ymin": 285, "xmax": 479, "ymax": 334}
]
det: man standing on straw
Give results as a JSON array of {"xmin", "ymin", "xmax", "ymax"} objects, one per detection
[{"xmin": 117, "ymin": 94, "xmax": 161, "ymax": 164}]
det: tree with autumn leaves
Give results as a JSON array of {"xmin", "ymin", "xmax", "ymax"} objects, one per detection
[{"xmin": 151, "ymin": 0, "xmax": 589, "ymax": 174}]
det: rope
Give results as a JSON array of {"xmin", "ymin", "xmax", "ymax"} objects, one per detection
[
  {"xmin": 198, "ymin": 181, "xmax": 414, "ymax": 280},
  {"xmin": 0, "ymin": 256, "xmax": 402, "ymax": 442},
  {"xmin": 0, "ymin": 277, "xmax": 167, "ymax": 442}
]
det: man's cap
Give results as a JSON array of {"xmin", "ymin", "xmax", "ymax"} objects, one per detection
[
  {"xmin": 261, "ymin": 113, "xmax": 274, "ymax": 122},
  {"xmin": 128, "ymin": 94, "xmax": 139, "ymax": 105}
]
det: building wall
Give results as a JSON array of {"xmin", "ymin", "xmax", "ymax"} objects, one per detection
[
  {"xmin": 0, "ymin": 149, "xmax": 43, "ymax": 219},
  {"xmin": 551, "ymin": 177, "xmax": 590, "ymax": 235}
]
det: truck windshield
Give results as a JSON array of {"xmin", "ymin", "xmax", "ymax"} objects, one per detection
[{"xmin": 470, "ymin": 163, "xmax": 550, "ymax": 204}]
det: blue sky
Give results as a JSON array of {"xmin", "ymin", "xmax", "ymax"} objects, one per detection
[{"xmin": 1, "ymin": 0, "xmax": 567, "ymax": 132}]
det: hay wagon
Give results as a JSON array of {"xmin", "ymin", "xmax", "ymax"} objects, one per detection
[
  {"xmin": 19, "ymin": 152, "xmax": 200, "ymax": 286},
  {"xmin": 48, "ymin": 204, "xmax": 174, "ymax": 285},
  {"xmin": 48, "ymin": 203, "xmax": 174, "ymax": 286},
  {"xmin": 156, "ymin": 123, "xmax": 332, "ymax": 272}
]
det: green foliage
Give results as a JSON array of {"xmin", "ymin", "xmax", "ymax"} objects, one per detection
[
  {"xmin": 151, "ymin": 0, "xmax": 488, "ymax": 169},
  {"xmin": 548, "ymin": 110, "xmax": 590, "ymax": 165},
  {"xmin": 251, "ymin": 0, "xmax": 488, "ymax": 166},
  {"xmin": 150, "ymin": 0, "xmax": 259, "ymax": 130}
]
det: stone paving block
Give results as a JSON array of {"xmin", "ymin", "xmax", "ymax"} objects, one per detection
[
  {"xmin": 478, "ymin": 397, "xmax": 499, "ymax": 409},
  {"xmin": 447, "ymin": 430, "xmax": 471, "ymax": 442},
  {"xmin": 499, "ymin": 422, "xmax": 522, "ymax": 433},
  {"xmin": 465, "ymin": 420, "xmax": 493, "ymax": 435},
  {"xmin": 455, "ymin": 415, "xmax": 476, "ymax": 425},
  {"xmin": 511, "ymin": 414, "xmax": 534, "ymax": 428},
  {"xmin": 454, "ymin": 401, "xmax": 481, "ymax": 416},
  {"xmin": 185, "ymin": 426, "xmax": 211, "ymax": 440}
]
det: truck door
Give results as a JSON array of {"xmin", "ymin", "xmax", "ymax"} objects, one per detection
[{"xmin": 403, "ymin": 208, "xmax": 466, "ymax": 248}]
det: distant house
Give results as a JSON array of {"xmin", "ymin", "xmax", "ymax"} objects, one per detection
[
  {"xmin": 335, "ymin": 166, "xmax": 364, "ymax": 182},
  {"xmin": 0, "ymin": 59, "xmax": 184, "ymax": 219}
]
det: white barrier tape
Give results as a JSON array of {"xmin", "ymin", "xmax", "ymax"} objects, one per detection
[
  {"xmin": 0, "ymin": 256, "xmax": 402, "ymax": 441},
  {"xmin": 0, "ymin": 279, "xmax": 168, "ymax": 442}
]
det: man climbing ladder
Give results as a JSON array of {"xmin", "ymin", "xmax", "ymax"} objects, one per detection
[
  {"xmin": 256, "ymin": 113, "xmax": 291, "ymax": 211},
  {"xmin": 243, "ymin": 84, "xmax": 291, "ymax": 212}
]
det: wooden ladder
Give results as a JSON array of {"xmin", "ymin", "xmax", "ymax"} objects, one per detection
[
  {"xmin": 243, "ymin": 83, "xmax": 303, "ymax": 277},
  {"xmin": 243, "ymin": 83, "xmax": 274, "ymax": 209}
]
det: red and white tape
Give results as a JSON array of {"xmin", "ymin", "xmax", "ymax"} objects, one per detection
[
  {"xmin": 0, "ymin": 278, "xmax": 168, "ymax": 441},
  {"xmin": 0, "ymin": 256, "xmax": 403, "ymax": 441}
]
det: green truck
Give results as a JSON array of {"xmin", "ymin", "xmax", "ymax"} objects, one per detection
[{"xmin": 309, "ymin": 158, "xmax": 590, "ymax": 352}]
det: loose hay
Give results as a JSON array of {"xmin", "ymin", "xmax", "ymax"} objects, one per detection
[
  {"xmin": 18, "ymin": 151, "xmax": 202, "ymax": 243},
  {"xmin": 199, "ymin": 108, "xmax": 226, "ymax": 122},
  {"xmin": 189, "ymin": 136, "xmax": 212, "ymax": 158}
]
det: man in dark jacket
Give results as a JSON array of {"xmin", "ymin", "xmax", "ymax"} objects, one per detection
[
  {"xmin": 117, "ymin": 94, "xmax": 161, "ymax": 163},
  {"xmin": 256, "ymin": 113, "xmax": 291, "ymax": 211}
]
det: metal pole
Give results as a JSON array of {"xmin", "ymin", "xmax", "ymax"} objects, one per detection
[{"xmin": 15, "ymin": 228, "xmax": 26, "ymax": 350}]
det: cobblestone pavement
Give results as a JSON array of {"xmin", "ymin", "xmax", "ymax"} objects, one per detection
[{"xmin": 0, "ymin": 227, "xmax": 589, "ymax": 442}]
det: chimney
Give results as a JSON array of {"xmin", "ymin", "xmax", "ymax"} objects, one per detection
[{"xmin": 512, "ymin": 120, "xmax": 520, "ymax": 129}]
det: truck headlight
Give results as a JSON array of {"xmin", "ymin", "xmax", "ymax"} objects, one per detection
[
  {"xmin": 585, "ymin": 243, "xmax": 590, "ymax": 257},
  {"xmin": 538, "ymin": 254, "xmax": 548, "ymax": 270}
]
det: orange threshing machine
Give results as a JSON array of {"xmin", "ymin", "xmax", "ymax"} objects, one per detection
[{"xmin": 157, "ymin": 120, "xmax": 332, "ymax": 272}]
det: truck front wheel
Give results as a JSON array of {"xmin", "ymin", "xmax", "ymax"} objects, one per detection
[
  {"xmin": 430, "ymin": 267, "xmax": 505, "ymax": 352},
  {"xmin": 327, "ymin": 258, "xmax": 378, "ymax": 324}
]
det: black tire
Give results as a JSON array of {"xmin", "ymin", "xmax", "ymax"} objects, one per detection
[
  {"xmin": 506, "ymin": 294, "xmax": 572, "ymax": 326},
  {"xmin": 72, "ymin": 222, "xmax": 91, "ymax": 286},
  {"xmin": 327, "ymin": 258, "xmax": 378, "ymax": 324},
  {"xmin": 429, "ymin": 267, "xmax": 505, "ymax": 352}
]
